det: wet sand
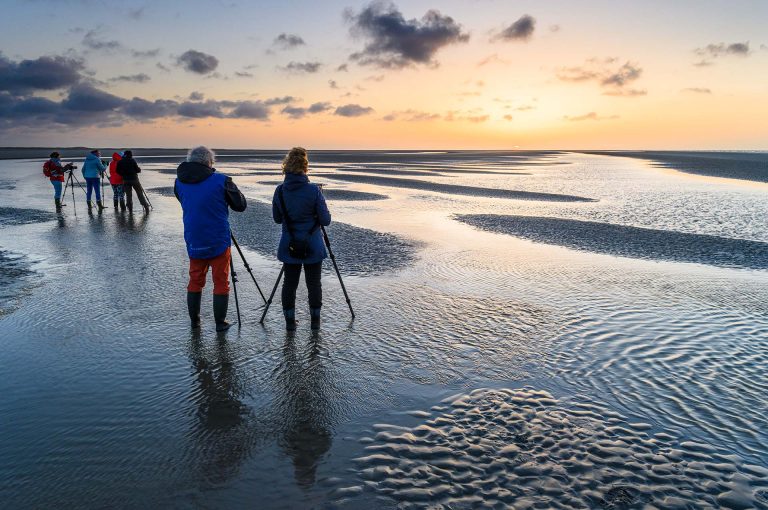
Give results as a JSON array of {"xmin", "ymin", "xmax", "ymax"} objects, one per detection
[{"xmin": 1, "ymin": 151, "xmax": 767, "ymax": 508}]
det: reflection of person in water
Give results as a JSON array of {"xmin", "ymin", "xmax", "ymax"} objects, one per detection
[
  {"xmin": 276, "ymin": 337, "xmax": 335, "ymax": 488},
  {"xmin": 188, "ymin": 333, "xmax": 254, "ymax": 485}
]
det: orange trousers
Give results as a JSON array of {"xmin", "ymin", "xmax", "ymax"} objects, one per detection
[{"xmin": 188, "ymin": 246, "xmax": 231, "ymax": 295}]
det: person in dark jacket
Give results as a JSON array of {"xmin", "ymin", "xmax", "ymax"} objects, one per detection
[
  {"xmin": 116, "ymin": 150, "xmax": 149, "ymax": 213},
  {"xmin": 272, "ymin": 147, "xmax": 331, "ymax": 331},
  {"xmin": 175, "ymin": 146, "xmax": 247, "ymax": 332}
]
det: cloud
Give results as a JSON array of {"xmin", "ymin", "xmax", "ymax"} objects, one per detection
[
  {"xmin": 329, "ymin": 79, "xmax": 339, "ymax": 89},
  {"xmin": 108, "ymin": 73, "xmax": 151, "ymax": 83},
  {"xmin": 234, "ymin": 71, "xmax": 254, "ymax": 78},
  {"xmin": 131, "ymin": 49, "xmax": 160, "ymax": 59},
  {"xmin": 273, "ymin": 33, "xmax": 306, "ymax": 50},
  {"xmin": 264, "ymin": 96, "xmax": 296, "ymax": 105},
  {"xmin": 0, "ymin": 54, "xmax": 85, "ymax": 95},
  {"xmin": 682, "ymin": 87, "xmax": 712, "ymax": 94},
  {"xmin": 156, "ymin": 62, "xmax": 171, "ymax": 72},
  {"xmin": 444, "ymin": 110, "xmax": 488, "ymax": 123},
  {"xmin": 492, "ymin": 15, "xmax": 536, "ymax": 42},
  {"xmin": 228, "ymin": 101, "xmax": 270, "ymax": 119},
  {"xmin": 345, "ymin": 1, "xmax": 469, "ymax": 68},
  {"xmin": 549, "ymin": 24, "xmax": 561, "ymax": 33},
  {"xmin": 122, "ymin": 97, "xmax": 179, "ymax": 119},
  {"xmin": 177, "ymin": 50, "xmax": 219, "ymax": 74},
  {"xmin": 61, "ymin": 83, "xmax": 126, "ymax": 112},
  {"xmin": 336, "ymin": 63, "xmax": 349, "ymax": 72},
  {"xmin": 280, "ymin": 61, "xmax": 322, "ymax": 73},
  {"xmin": 563, "ymin": 112, "xmax": 619, "ymax": 121},
  {"xmin": 383, "ymin": 109, "xmax": 440, "ymax": 121},
  {"xmin": 693, "ymin": 60, "xmax": 713, "ymax": 68},
  {"xmin": 557, "ymin": 59, "xmax": 644, "ymax": 95},
  {"xmin": 477, "ymin": 54, "xmax": 509, "ymax": 67},
  {"xmin": 503, "ymin": 114, "xmax": 513, "ymax": 121},
  {"xmin": 309, "ymin": 101, "xmax": 332, "ymax": 113},
  {"xmin": 128, "ymin": 6, "xmax": 146, "ymax": 19},
  {"xmin": 188, "ymin": 91, "xmax": 204, "ymax": 101},
  {"xmin": 695, "ymin": 42, "xmax": 750, "ymax": 58},
  {"xmin": 334, "ymin": 103, "xmax": 374, "ymax": 117},
  {"xmin": 82, "ymin": 30, "xmax": 123, "ymax": 52}
]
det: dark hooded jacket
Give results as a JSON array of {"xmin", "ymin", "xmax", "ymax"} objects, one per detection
[
  {"xmin": 272, "ymin": 173, "xmax": 331, "ymax": 264},
  {"xmin": 116, "ymin": 153, "xmax": 141, "ymax": 182},
  {"xmin": 174, "ymin": 161, "xmax": 247, "ymax": 259}
]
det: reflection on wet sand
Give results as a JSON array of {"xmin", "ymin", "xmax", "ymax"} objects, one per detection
[{"xmin": 275, "ymin": 335, "xmax": 335, "ymax": 489}]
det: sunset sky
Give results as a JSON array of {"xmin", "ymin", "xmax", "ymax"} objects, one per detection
[{"xmin": 1, "ymin": 0, "xmax": 766, "ymax": 149}]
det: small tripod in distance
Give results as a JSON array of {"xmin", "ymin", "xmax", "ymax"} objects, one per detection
[{"xmin": 61, "ymin": 164, "xmax": 86, "ymax": 216}]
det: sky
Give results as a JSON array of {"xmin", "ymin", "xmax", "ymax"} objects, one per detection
[{"xmin": 0, "ymin": 0, "xmax": 766, "ymax": 149}]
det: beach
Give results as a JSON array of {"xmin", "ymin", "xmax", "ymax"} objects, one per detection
[{"xmin": 0, "ymin": 150, "xmax": 767, "ymax": 508}]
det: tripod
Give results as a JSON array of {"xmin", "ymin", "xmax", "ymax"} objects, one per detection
[
  {"xmin": 259, "ymin": 224, "xmax": 354, "ymax": 324},
  {"xmin": 62, "ymin": 168, "xmax": 86, "ymax": 216},
  {"xmin": 228, "ymin": 231, "xmax": 268, "ymax": 329}
]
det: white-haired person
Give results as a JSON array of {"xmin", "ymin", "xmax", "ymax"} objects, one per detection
[{"xmin": 174, "ymin": 146, "xmax": 247, "ymax": 332}]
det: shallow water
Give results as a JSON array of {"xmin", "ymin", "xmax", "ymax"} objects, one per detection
[{"xmin": 0, "ymin": 151, "xmax": 767, "ymax": 508}]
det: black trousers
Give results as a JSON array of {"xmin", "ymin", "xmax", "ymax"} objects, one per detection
[
  {"xmin": 123, "ymin": 180, "xmax": 148, "ymax": 209},
  {"xmin": 282, "ymin": 262, "xmax": 322, "ymax": 310}
]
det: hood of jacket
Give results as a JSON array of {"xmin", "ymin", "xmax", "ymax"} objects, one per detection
[
  {"xmin": 111, "ymin": 152, "xmax": 122, "ymax": 161},
  {"xmin": 86, "ymin": 152, "xmax": 101, "ymax": 163},
  {"xmin": 177, "ymin": 161, "xmax": 215, "ymax": 184},
  {"xmin": 282, "ymin": 172, "xmax": 309, "ymax": 191}
]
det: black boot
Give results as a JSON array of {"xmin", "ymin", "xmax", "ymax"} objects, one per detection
[
  {"xmin": 97, "ymin": 200, "xmax": 106, "ymax": 212},
  {"xmin": 119, "ymin": 198, "xmax": 126, "ymax": 212},
  {"xmin": 284, "ymin": 308, "xmax": 297, "ymax": 331},
  {"xmin": 187, "ymin": 291, "xmax": 202, "ymax": 329},
  {"xmin": 213, "ymin": 294, "xmax": 231, "ymax": 332},
  {"xmin": 310, "ymin": 307, "xmax": 321, "ymax": 331},
  {"xmin": 87, "ymin": 200, "xmax": 93, "ymax": 210},
  {"xmin": 113, "ymin": 199, "xmax": 118, "ymax": 209},
  {"xmin": 54, "ymin": 198, "xmax": 62, "ymax": 211}
]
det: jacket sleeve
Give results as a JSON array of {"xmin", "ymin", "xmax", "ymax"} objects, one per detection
[
  {"xmin": 98, "ymin": 159, "xmax": 106, "ymax": 173},
  {"xmin": 315, "ymin": 189, "xmax": 331, "ymax": 226},
  {"xmin": 224, "ymin": 177, "xmax": 247, "ymax": 212},
  {"xmin": 272, "ymin": 186, "xmax": 283, "ymax": 224},
  {"xmin": 173, "ymin": 181, "xmax": 180, "ymax": 203},
  {"xmin": 133, "ymin": 160, "xmax": 141, "ymax": 174}
]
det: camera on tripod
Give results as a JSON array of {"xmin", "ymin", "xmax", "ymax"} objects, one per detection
[{"xmin": 64, "ymin": 163, "xmax": 77, "ymax": 172}]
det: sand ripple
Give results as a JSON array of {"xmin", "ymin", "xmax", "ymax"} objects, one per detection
[{"xmin": 344, "ymin": 388, "xmax": 768, "ymax": 508}]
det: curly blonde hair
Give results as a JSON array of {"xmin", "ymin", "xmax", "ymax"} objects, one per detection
[{"xmin": 282, "ymin": 147, "xmax": 309, "ymax": 175}]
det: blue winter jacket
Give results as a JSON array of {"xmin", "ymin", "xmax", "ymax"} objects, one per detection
[
  {"xmin": 82, "ymin": 152, "xmax": 106, "ymax": 179},
  {"xmin": 272, "ymin": 173, "xmax": 331, "ymax": 265}
]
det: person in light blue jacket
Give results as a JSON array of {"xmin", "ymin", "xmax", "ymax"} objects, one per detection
[
  {"xmin": 82, "ymin": 149, "xmax": 106, "ymax": 211},
  {"xmin": 272, "ymin": 147, "xmax": 331, "ymax": 331}
]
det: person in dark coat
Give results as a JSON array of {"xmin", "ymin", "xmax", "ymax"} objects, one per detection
[
  {"xmin": 175, "ymin": 146, "xmax": 247, "ymax": 332},
  {"xmin": 116, "ymin": 150, "xmax": 149, "ymax": 213},
  {"xmin": 272, "ymin": 147, "xmax": 331, "ymax": 331}
]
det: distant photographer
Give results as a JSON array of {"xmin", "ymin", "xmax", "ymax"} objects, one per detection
[
  {"xmin": 175, "ymin": 146, "xmax": 247, "ymax": 332},
  {"xmin": 272, "ymin": 147, "xmax": 331, "ymax": 331},
  {"xmin": 42, "ymin": 151, "xmax": 74, "ymax": 211},
  {"xmin": 116, "ymin": 150, "xmax": 149, "ymax": 214}
]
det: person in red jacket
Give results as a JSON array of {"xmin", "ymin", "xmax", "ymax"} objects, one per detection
[
  {"xmin": 108, "ymin": 152, "xmax": 125, "ymax": 211},
  {"xmin": 43, "ymin": 151, "xmax": 74, "ymax": 211}
]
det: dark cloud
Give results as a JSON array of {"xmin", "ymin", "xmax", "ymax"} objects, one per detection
[
  {"xmin": 682, "ymin": 87, "xmax": 712, "ymax": 94},
  {"xmin": 108, "ymin": 73, "xmax": 151, "ymax": 83},
  {"xmin": 281, "ymin": 101, "xmax": 334, "ymax": 119},
  {"xmin": 235, "ymin": 71, "xmax": 254, "ymax": 78},
  {"xmin": 156, "ymin": 62, "xmax": 171, "ymax": 72},
  {"xmin": 492, "ymin": 15, "xmax": 536, "ymax": 42},
  {"xmin": 281, "ymin": 61, "xmax": 322, "ymax": 73},
  {"xmin": 189, "ymin": 91, "xmax": 204, "ymax": 101},
  {"xmin": 83, "ymin": 30, "xmax": 123, "ymax": 52},
  {"xmin": 273, "ymin": 33, "xmax": 306, "ymax": 50},
  {"xmin": 177, "ymin": 100, "xmax": 225, "ymax": 118},
  {"xmin": 334, "ymin": 103, "xmax": 374, "ymax": 117},
  {"xmin": 177, "ymin": 50, "xmax": 219, "ymax": 74},
  {"xmin": 563, "ymin": 112, "xmax": 619, "ymax": 121},
  {"xmin": 695, "ymin": 42, "xmax": 750, "ymax": 58},
  {"xmin": 228, "ymin": 101, "xmax": 270, "ymax": 119},
  {"xmin": 264, "ymin": 96, "xmax": 296, "ymax": 105},
  {"xmin": 336, "ymin": 63, "xmax": 349, "ymax": 72},
  {"xmin": 329, "ymin": 79, "xmax": 339, "ymax": 89},
  {"xmin": 61, "ymin": 84, "xmax": 126, "ymax": 112},
  {"xmin": 0, "ymin": 54, "xmax": 85, "ymax": 95},
  {"xmin": 558, "ymin": 59, "xmax": 644, "ymax": 95},
  {"xmin": 122, "ymin": 97, "xmax": 179, "ymax": 119},
  {"xmin": 345, "ymin": 1, "xmax": 469, "ymax": 68}
]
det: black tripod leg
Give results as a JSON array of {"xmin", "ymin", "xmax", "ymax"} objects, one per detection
[
  {"xmin": 321, "ymin": 226, "xmax": 355, "ymax": 319},
  {"xmin": 259, "ymin": 266, "xmax": 284, "ymax": 324},
  {"xmin": 230, "ymin": 233, "xmax": 267, "ymax": 304},
  {"xmin": 231, "ymin": 253, "xmax": 241, "ymax": 328}
]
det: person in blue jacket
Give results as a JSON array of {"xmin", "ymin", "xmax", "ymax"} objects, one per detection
[
  {"xmin": 81, "ymin": 149, "xmax": 106, "ymax": 211},
  {"xmin": 175, "ymin": 146, "xmax": 247, "ymax": 332},
  {"xmin": 272, "ymin": 147, "xmax": 331, "ymax": 331}
]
